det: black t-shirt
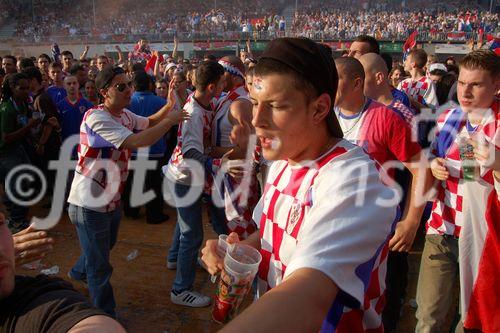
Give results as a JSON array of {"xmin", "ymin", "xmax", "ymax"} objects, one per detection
[{"xmin": 0, "ymin": 275, "xmax": 107, "ymax": 333}]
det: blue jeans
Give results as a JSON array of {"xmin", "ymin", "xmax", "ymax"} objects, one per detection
[
  {"xmin": 68, "ymin": 204, "xmax": 121, "ymax": 317},
  {"xmin": 0, "ymin": 146, "xmax": 31, "ymax": 233},
  {"xmin": 168, "ymin": 184, "xmax": 227, "ymax": 292}
]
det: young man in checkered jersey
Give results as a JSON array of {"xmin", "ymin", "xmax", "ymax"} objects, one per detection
[
  {"xmin": 201, "ymin": 38, "xmax": 399, "ymax": 332},
  {"xmin": 415, "ymin": 50, "xmax": 499, "ymax": 333},
  {"xmin": 398, "ymin": 49, "xmax": 439, "ymax": 112}
]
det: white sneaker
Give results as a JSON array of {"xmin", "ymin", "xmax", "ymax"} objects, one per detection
[
  {"xmin": 167, "ymin": 261, "xmax": 177, "ymax": 270},
  {"xmin": 170, "ymin": 290, "xmax": 211, "ymax": 307}
]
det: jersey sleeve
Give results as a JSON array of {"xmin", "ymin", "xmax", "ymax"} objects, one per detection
[
  {"xmin": 124, "ymin": 109, "xmax": 149, "ymax": 131},
  {"xmin": 181, "ymin": 110, "xmax": 205, "ymax": 154},
  {"xmin": 386, "ymin": 110, "xmax": 422, "ymax": 162},
  {"xmin": 283, "ymin": 150, "xmax": 397, "ymax": 306},
  {"xmin": 85, "ymin": 111, "xmax": 133, "ymax": 149}
]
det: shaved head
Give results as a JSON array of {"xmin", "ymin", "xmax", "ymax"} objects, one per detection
[
  {"xmin": 359, "ymin": 53, "xmax": 388, "ymax": 76},
  {"xmin": 335, "ymin": 57, "xmax": 365, "ymax": 81}
]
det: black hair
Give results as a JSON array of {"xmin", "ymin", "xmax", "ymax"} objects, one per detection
[
  {"xmin": 436, "ymin": 73, "xmax": 457, "ymax": 105},
  {"xmin": 61, "ymin": 50, "xmax": 74, "ymax": 59},
  {"xmin": 95, "ymin": 65, "xmax": 125, "ymax": 90},
  {"xmin": 2, "ymin": 55, "xmax": 16, "ymax": 64},
  {"xmin": 131, "ymin": 63, "xmax": 145, "ymax": 72},
  {"xmin": 354, "ymin": 35, "xmax": 380, "ymax": 54},
  {"xmin": 18, "ymin": 58, "xmax": 35, "ymax": 71},
  {"xmin": 38, "ymin": 53, "xmax": 52, "ymax": 63},
  {"xmin": 69, "ymin": 64, "xmax": 85, "ymax": 75},
  {"xmin": 1, "ymin": 72, "xmax": 29, "ymax": 102},
  {"xmin": 22, "ymin": 66, "xmax": 43, "ymax": 84},
  {"xmin": 195, "ymin": 61, "xmax": 224, "ymax": 91},
  {"xmin": 132, "ymin": 70, "xmax": 152, "ymax": 92},
  {"xmin": 203, "ymin": 54, "xmax": 217, "ymax": 62}
]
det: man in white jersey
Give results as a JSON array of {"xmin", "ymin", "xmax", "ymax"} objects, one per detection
[
  {"xmin": 201, "ymin": 38, "xmax": 398, "ymax": 332},
  {"xmin": 211, "ymin": 55, "xmax": 258, "ymax": 239}
]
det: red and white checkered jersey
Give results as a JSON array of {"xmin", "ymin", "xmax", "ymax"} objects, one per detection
[
  {"xmin": 388, "ymin": 98, "xmax": 415, "ymax": 126},
  {"xmin": 68, "ymin": 105, "xmax": 149, "ymax": 212},
  {"xmin": 398, "ymin": 76, "xmax": 439, "ymax": 109},
  {"xmin": 254, "ymin": 140, "xmax": 398, "ymax": 332},
  {"xmin": 427, "ymin": 104, "xmax": 499, "ymax": 237},
  {"xmin": 164, "ymin": 94, "xmax": 214, "ymax": 186}
]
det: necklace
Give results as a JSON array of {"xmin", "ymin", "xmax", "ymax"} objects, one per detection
[{"xmin": 340, "ymin": 98, "xmax": 367, "ymax": 135}]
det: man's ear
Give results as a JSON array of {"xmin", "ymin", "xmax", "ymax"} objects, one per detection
[
  {"xmin": 376, "ymin": 72, "xmax": 385, "ymax": 85},
  {"xmin": 311, "ymin": 93, "xmax": 331, "ymax": 125},
  {"xmin": 99, "ymin": 88, "xmax": 108, "ymax": 98},
  {"xmin": 354, "ymin": 77, "xmax": 364, "ymax": 91}
]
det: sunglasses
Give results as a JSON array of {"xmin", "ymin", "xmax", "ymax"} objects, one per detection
[{"xmin": 113, "ymin": 81, "xmax": 133, "ymax": 92}]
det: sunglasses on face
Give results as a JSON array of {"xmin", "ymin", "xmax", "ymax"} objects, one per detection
[{"xmin": 113, "ymin": 81, "xmax": 133, "ymax": 92}]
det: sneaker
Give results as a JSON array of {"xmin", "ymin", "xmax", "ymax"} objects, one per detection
[
  {"xmin": 67, "ymin": 271, "xmax": 88, "ymax": 289},
  {"xmin": 167, "ymin": 261, "xmax": 177, "ymax": 270},
  {"xmin": 170, "ymin": 290, "xmax": 211, "ymax": 308}
]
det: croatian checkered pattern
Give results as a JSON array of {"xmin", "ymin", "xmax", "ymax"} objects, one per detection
[
  {"xmin": 399, "ymin": 76, "xmax": 437, "ymax": 108},
  {"xmin": 257, "ymin": 144, "xmax": 391, "ymax": 332},
  {"xmin": 389, "ymin": 99, "xmax": 415, "ymax": 126},
  {"xmin": 76, "ymin": 106, "xmax": 133, "ymax": 212},
  {"xmin": 427, "ymin": 105, "xmax": 499, "ymax": 237}
]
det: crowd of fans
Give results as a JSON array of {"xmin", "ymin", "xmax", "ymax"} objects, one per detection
[{"xmin": 3, "ymin": 0, "xmax": 498, "ymax": 43}]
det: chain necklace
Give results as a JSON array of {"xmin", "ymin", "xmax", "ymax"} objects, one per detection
[{"xmin": 340, "ymin": 98, "xmax": 367, "ymax": 135}]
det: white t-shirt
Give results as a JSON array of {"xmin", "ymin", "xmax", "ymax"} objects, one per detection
[
  {"xmin": 68, "ymin": 106, "xmax": 149, "ymax": 212},
  {"xmin": 254, "ymin": 140, "xmax": 397, "ymax": 331}
]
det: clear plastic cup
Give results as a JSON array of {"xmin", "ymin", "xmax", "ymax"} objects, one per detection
[{"xmin": 212, "ymin": 243, "xmax": 261, "ymax": 323}]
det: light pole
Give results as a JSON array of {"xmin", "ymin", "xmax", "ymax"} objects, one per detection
[{"xmin": 93, "ymin": 0, "xmax": 96, "ymax": 27}]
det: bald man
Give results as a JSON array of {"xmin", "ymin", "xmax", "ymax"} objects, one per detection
[
  {"xmin": 359, "ymin": 53, "xmax": 415, "ymax": 126},
  {"xmin": 335, "ymin": 57, "xmax": 433, "ymax": 332}
]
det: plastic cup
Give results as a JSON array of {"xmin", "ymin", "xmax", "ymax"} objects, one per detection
[{"xmin": 212, "ymin": 243, "xmax": 261, "ymax": 324}]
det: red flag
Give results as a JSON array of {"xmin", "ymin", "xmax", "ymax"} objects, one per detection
[
  {"xmin": 403, "ymin": 30, "xmax": 418, "ymax": 60},
  {"xmin": 144, "ymin": 53, "xmax": 164, "ymax": 76}
]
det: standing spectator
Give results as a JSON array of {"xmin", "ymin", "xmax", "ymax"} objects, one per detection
[
  {"xmin": 96, "ymin": 56, "xmax": 109, "ymax": 72},
  {"xmin": 69, "ymin": 64, "xmax": 88, "ymax": 96},
  {"xmin": 46, "ymin": 62, "xmax": 67, "ymax": 105},
  {"xmin": 66, "ymin": 66, "xmax": 187, "ymax": 316},
  {"xmin": 61, "ymin": 51, "xmax": 74, "ymax": 76},
  {"xmin": 347, "ymin": 35, "xmax": 380, "ymax": 59},
  {"xmin": 0, "ymin": 73, "xmax": 39, "ymax": 233},
  {"xmin": 2, "ymin": 56, "xmax": 17, "ymax": 75},
  {"xmin": 84, "ymin": 79, "xmax": 99, "ymax": 105},
  {"xmin": 399, "ymin": 49, "xmax": 439, "ymax": 111},
  {"xmin": 390, "ymin": 65, "xmax": 406, "ymax": 89},
  {"xmin": 164, "ymin": 61, "xmax": 226, "ymax": 307},
  {"xmin": 123, "ymin": 71, "xmax": 170, "ymax": 224},
  {"xmin": 37, "ymin": 54, "xmax": 51, "ymax": 75}
]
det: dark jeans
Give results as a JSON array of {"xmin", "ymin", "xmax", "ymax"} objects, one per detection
[
  {"xmin": 0, "ymin": 146, "xmax": 31, "ymax": 233},
  {"xmin": 122, "ymin": 155, "xmax": 166, "ymax": 222},
  {"xmin": 168, "ymin": 183, "xmax": 227, "ymax": 292},
  {"xmin": 383, "ymin": 251, "xmax": 409, "ymax": 333},
  {"xmin": 68, "ymin": 204, "xmax": 121, "ymax": 317}
]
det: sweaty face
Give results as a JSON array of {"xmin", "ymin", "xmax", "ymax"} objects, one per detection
[
  {"xmin": 457, "ymin": 68, "xmax": 499, "ymax": 113},
  {"xmin": 250, "ymin": 74, "xmax": 316, "ymax": 162},
  {"xmin": 0, "ymin": 214, "xmax": 15, "ymax": 300},
  {"xmin": 348, "ymin": 41, "xmax": 371, "ymax": 59}
]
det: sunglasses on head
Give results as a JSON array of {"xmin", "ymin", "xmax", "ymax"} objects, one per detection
[{"xmin": 113, "ymin": 81, "xmax": 133, "ymax": 92}]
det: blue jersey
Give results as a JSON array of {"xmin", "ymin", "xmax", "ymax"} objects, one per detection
[
  {"xmin": 57, "ymin": 97, "xmax": 93, "ymax": 156},
  {"xmin": 47, "ymin": 86, "xmax": 67, "ymax": 105},
  {"xmin": 391, "ymin": 88, "xmax": 412, "ymax": 110},
  {"xmin": 128, "ymin": 91, "xmax": 166, "ymax": 157}
]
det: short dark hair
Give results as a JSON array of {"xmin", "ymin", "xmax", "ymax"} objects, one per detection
[
  {"xmin": 131, "ymin": 63, "xmax": 145, "ymax": 72},
  {"xmin": 354, "ymin": 35, "xmax": 380, "ymax": 54},
  {"xmin": 195, "ymin": 61, "xmax": 224, "ymax": 91},
  {"xmin": 49, "ymin": 62, "xmax": 62, "ymax": 70},
  {"xmin": 203, "ymin": 54, "xmax": 217, "ymax": 62},
  {"xmin": 1, "ymin": 72, "xmax": 29, "ymax": 102},
  {"xmin": 408, "ymin": 49, "xmax": 427, "ymax": 69},
  {"xmin": 132, "ymin": 70, "xmax": 152, "ymax": 92},
  {"xmin": 2, "ymin": 55, "xmax": 16, "ymax": 64},
  {"xmin": 335, "ymin": 57, "xmax": 365, "ymax": 81},
  {"xmin": 69, "ymin": 64, "xmax": 85, "ymax": 75},
  {"xmin": 22, "ymin": 66, "xmax": 43, "ymax": 84},
  {"xmin": 61, "ymin": 50, "xmax": 74, "ymax": 59},
  {"xmin": 18, "ymin": 58, "xmax": 35, "ymax": 71},
  {"xmin": 38, "ymin": 53, "xmax": 52, "ymax": 63}
]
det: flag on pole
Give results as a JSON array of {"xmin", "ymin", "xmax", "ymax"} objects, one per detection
[
  {"xmin": 144, "ymin": 53, "xmax": 164, "ymax": 76},
  {"xmin": 403, "ymin": 30, "xmax": 418, "ymax": 61},
  {"xmin": 477, "ymin": 28, "xmax": 484, "ymax": 49}
]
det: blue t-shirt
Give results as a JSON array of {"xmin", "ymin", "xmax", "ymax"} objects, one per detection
[
  {"xmin": 47, "ymin": 86, "xmax": 67, "ymax": 105},
  {"xmin": 128, "ymin": 91, "xmax": 166, "ymax": 157},
  {"xmin": 57, "ymin": 97, "xmax": 93, "ymax": 157}
]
